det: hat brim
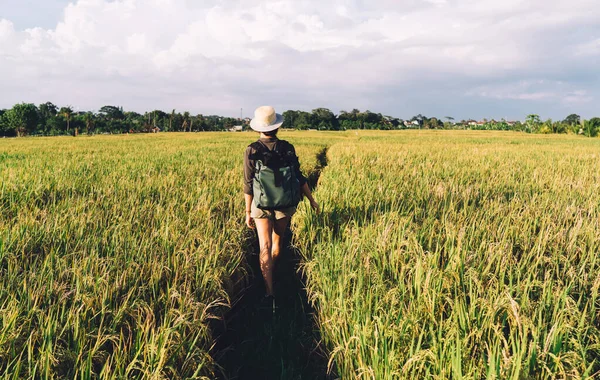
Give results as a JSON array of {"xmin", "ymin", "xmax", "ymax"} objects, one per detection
[{"xmin": 250, "ymin": 113, "xmax": 284, "ymax": 132}]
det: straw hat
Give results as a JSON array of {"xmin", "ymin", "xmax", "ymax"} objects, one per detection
[{"xmin": 250, "ymin": 106, "xmax": 284, "ymax": 132}]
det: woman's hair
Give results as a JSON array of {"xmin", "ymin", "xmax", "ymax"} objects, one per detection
[{"xmin": 262, "ymin": 129, "xmax": 279, "ymax": 137}]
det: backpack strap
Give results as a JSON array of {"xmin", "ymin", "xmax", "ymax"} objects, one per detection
[
  {"xmin": 250, "ymin": 140, "xmax": 281, "ymax": 169},
  {"xmin": 272, "ymin": 140, "xmax": 297, "ymax": 163},
  {"xmin": 272, "ymin": 140, "xmax": 285, "ymax": 154},
  {"xmin": 249, "ymin": 141, "xmax": 268, "ymax": 160}
]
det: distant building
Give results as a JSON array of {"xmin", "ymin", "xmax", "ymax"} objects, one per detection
[{"xmin": 228, "ymin": 125, "xmax": 243, "ymax": 132}]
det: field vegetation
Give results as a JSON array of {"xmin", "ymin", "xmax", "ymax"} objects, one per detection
[
  {"xmin": 0, "ymin": 132, "xmax": 325, "ymax": 378},
  {"xmin": 294, "ymin": 131, "xmax": 600, "ymax": 379},
  {"xmin": 2, "ymin": 130, "xmax": 600, "ymax": 379}
]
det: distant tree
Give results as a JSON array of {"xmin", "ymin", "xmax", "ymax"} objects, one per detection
[
  {"xmin": 38, "ymin": 102, "xmax": 58, "ymax": 133},
  {"xmin": 443, "ymin": 116, "xmax": 454, "ymax": 129},
  {"xmin": 383, "ymin": 115, "xmax": 401, "ymax": 130},
  {"xmin": 282, "ymin": 110, "xmax": 299, "ymax": 129},
  {"xmin": 182, "ymin": 112, "xmax": 191, "ymax": 132},
  {"xmin": 59, "ymin": 106, "xmax": 74, "ymax": 134},
  {"xmin": 312, "ymin": 108, "xmax": 339, "ymax": 130},
  {"xmin": 170, "ymin": 111, "xmax": 184, "ymax": 132},
  {"xmin": 5, "ymin": 103, "xmax": 40, "ymax": 137},
  {"xmin": 123, "ymin": 111, "xmax": 143, "ymax": 132},
  {"xmin": 39, "ymin": 102, "xmax": 58, "ymax": 118},
  {"xmin": 193, "ymin": 114, "xmax": 206, "ymax": 131},
  {"xmin": 36, "ymin": 102, "xmax": 55, "ymax": 134},
  {"xmin": 98, "ymin": 106, "xmax": 125, "ymax": 121},
  {"xmin": 97, "ymin": 106, "xmax": 129, "ymax": 133},
  {"xmin": 583, "ymin": 117, "xmax": 600, "ymax": 137},
  {"xmin": 563, "ymin": 114, "xmax": 581, "ymax": 126},
  {"xmin": 425, "ymin": 117, "xmax": 443, "ymax": 129},
  {"xmin": 291, "ymin": 111, "xmax": 312, "ymax": 130},
  {"xmin": 411, "ymin": 114, "xmax": 426, "ymax": 128},
  {"xmin": 168, "ymin": 109, "xmax": 176, "ymax": 131},
  {"xmin": 496, "ymin": 120, "xmax": 510, "ymax": 131},
  {"xmin": 539, "ymin": 118, "xmax": 553, "ymax": 134},
  {"xmin": 221, "ymin": 116, "xmax": 237, "ymax": 131},
  {"xmin": 410, "ymin": 114, "xmax": 423, "ymax": 122},
  {"xmin": 338, "ymin": 110, "xmax": 360, "ymax": 129},
  {"xmin": 525, "ymin": 114, "xmax": 541, "ymax": 133},
  {"xmin": 70, "ymin": 112, "xmax": 86, "ymax": 136},
  {"xmin": 0, "ymin": 109, "xmax": 10, "ymax": 136},
  {"xmin": 149, "ymin": 110, "xmax": 168, "ymax": 131},
  {"xmin": 513, "ymin": 121, "xmax": 525, "ymax": 132},
  {"xmin": 83, "ymin": 112, "xmax": 95, "ymax": 134},
  {"xmin": 358, "ymin": 110, "xmax": 384, "ymax": 129},
  {"xmin": 44, "ymin": 115, "xmax": 64, "ymax": 135},
  {"xmin": 552, "ymin": 120, "xmax": 567, "ymax": 134}
]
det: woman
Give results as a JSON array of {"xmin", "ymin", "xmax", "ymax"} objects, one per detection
[{"xmin": 243, "ymin": 106, "xmax": 319, "ymax": 307}]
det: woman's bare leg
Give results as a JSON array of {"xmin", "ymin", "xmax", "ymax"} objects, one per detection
[
  {"xmin": 255, "ymin": 218, "xmax": 274, "ymax": 296},
  {"xmin": 271, "ymin": 217, "xmax": 290, "ymax": 263}
]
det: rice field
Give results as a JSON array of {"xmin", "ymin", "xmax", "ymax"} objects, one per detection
[
  {"xmin": 0, "ymin": 132, "xmax": 326, "ymax": 379},
  {"xmin": 294, "ymin": 130, "xmax": 600, "ymax": 379},
  {"xmin": 2, "ymin": 130, "xmax": 600, "ymax": 379}
]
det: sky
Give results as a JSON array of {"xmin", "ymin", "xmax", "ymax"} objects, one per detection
[{"xmin": 0, "ymin": 0, "xmax": 598, "ymax": 120}]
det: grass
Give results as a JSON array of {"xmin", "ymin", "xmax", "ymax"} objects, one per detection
[
  {"xmin": 0, "ymin": 132, "xmax": 329, "ymax": 379},
  {"xmin": 293, "ymin": 130, "xmax": 600, "ymax": 379},
  {"xmin": 3, "ymin": 130, "xmax": 600, "ymax": 379}
]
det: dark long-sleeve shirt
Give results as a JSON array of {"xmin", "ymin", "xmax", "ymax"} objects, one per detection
[{"xmin": 243, "ymin": 137, "xmax": 307, "ymax": 195}]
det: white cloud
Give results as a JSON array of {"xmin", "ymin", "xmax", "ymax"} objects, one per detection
[
  {"xmin": 0, "ymin": 0, "xmax": 598, "ymax": 118},
  {"xmin": 0, "ymin": 19, "xmax": 15, "ymax": 40},
  {"xmin": 468, "ymin": 80, "xmax": 593, "ymax": 105},
  {"xmin": 563, "ymin": 90, "xmax": 593, "ymax": 104}
]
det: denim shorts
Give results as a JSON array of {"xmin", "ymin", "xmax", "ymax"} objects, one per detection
[{"xmin": 250, "ymin": 201, "xmax": 296, "ymax": 220}]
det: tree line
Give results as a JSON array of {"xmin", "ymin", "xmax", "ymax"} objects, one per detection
[
  {"xmin": 1, "ymin": 102, "xmax": 599, "ymax": 137},
  {"xmin": 466, "ymin": 114, "xmax": 600, "ymax": 137},
  {"xmin": 0, "ymin": 103, "xmax": 242, "ymax": 137}
]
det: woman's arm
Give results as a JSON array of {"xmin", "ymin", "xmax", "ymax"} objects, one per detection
[
  {"xmin": 288, "ymin": 143, "xmax": 319, "ymax": 213},
  {"xmin": 244, "ymin": 146, "xmax": 255, "ymax": 228},
  {"xmin": 245, "ymin": 193, "xmax": 255, "ymax": 228},
  {"xmin": 301, "ymin": 183, "xmax": 320, "ymax": 213}
]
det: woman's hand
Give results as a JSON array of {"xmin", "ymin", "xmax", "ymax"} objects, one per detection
[
  {"xmin": 310, "ymin": 200, "xmax": 320, "ymax": 214},
  {"xmin": 301, "ymin": 183, "xmax": 320, "ymax": 214},
  {"xmin": 246, "ymin": 213, "xmax": 255, "ymax": 229}
]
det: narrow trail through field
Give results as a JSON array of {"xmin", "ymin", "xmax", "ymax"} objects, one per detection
[{"xmin": 211, "ymin": 147, "xmax": 334, "ymax": 380}]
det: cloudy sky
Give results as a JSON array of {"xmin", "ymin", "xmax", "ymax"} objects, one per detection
[{"xmin": 0, "ymin": 0, "xmax": 598, "ymax": 120}]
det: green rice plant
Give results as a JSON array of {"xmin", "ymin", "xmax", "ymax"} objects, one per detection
[
  {"xmin": 7, "ymin": 129, "xmax": 597, "ymax": 379},
  {"xmin": 0, "ymin": 132, "xmax": 329, "ymax": 378},
  {"xmin": 294, "ymin": 130, "xmax": 600, "ymax": 379}
]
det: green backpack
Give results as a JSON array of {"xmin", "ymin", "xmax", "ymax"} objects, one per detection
[{"xmin": 250, "ymin": 140, "xmax": 302, "ymax": 210}]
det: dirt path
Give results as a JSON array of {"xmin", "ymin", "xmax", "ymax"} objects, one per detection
[{"xmin": 211, "ymin": 147, "xmax": 335, "ymax": 380}]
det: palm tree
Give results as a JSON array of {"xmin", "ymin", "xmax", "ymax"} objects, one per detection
[
  {"xmin": 583, "ymin": 118, "xmax": 600, "ymax": 137},
  {"xmin": 182, "ymin": 111, "xmax": 190, "ymax": 132},
  {"xmin": 84, "ymin": 112, "xmax": 94, "ymax": 135},
  {"xmin": 59, "ymin": 106, "xmax": 73, "ymax": 134},
  {"xmin": 169, "ymin": 109, "xmax": 175, "ymax": 131}
]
